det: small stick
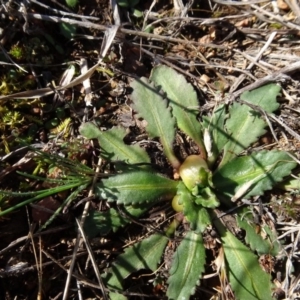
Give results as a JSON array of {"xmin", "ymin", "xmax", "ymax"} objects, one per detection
[
  {"xmin": 29, "ymin": 0, "xmax": 100, "ymax": 20},
  {"xmin": 76, "ymin": 218, "xmax": 108, "ymax": 300},
  {"xmin": 228, "ymin": 61, "xmax": 300, "ymax": 101},
  {"xmin": 10, "ymin": 10, "xmax": 228, "ymax": 50},
  {"xmin": 284, "ymin": 0, "xmax": 300, "ymax": 24},
  {"xmin": 250, "ymin": 4, "xmax": 300, "ymax": 31},
  {"xmin": 212, "ymin": 0, "xmax": 272, "ymax": 5},
  {"xmin": 62, "ymin": 24, "xmax": 116, "ymax": 300},
  {"xmin": 229, "ymin": 31, "xmax": 277, "ymax": 93}
]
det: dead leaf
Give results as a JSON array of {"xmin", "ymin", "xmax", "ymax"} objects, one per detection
[
  {"xmin": 31, "ymin": 197, "xmax": 61, "ymax": 224},
  {"xmin": 277, "ymin": 0, "xmax": 289, "ymax": 10}
]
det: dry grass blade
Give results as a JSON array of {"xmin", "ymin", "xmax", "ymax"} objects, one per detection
[
  {"xmin": 8, "ymin": 9, "xmax": 229, "ymax": 49},
  {"xmin": 42, "ymin": 249, "xmax": 105, "ymax": 290},
  {"xmin": 0, "ymin": 44, "xmax": 27, "ymax": 73},
  {"xmin": 285, "ymin": 0, "xmax": 300, "ymax": 23},
  {"xmin": 269, "ymin": 113, "xmax": 300, "ymax": 141},
  {"xmin": 173, "ymin": 0, "xmax": 185, "ymax": 15},
  {"xmin": 212, "ymin": 0, "xmax": 271, "ymax": 4},
  {"xmin": 62, "ymin": 157, "xmax": 103, "ymax": 300},
  {"xmin": 30, "ymin": 0, "xmax": 100, "ymax": 20},
  {"xmin": 232, "ymin": 49, "xmax": 272, "ymax": 75},
  {"xmin": 0, "ymin": 63, "xmax": 100, "ymax": 101},
  {"xmin": 229, "ymin": 61, "xmax": 300, "ymax": 101},
  {"xmin": 250, "ymin": 4, "xmax": 300, "ymax": 30},
  {"xmin": 0, "ymin": 25, "xmax": 119, "ymax": 101},
  {"xmin": 75, "ymin": 218, "xmax": 108, "ymax": 300},
  {"xmin": 110, "ymin": 0, "xmax": 121, "ymax": 25},
  {"xmin": 80, "ymin": 58, "xmax": 93, "ymax": 106},
  {"xmin": 27, "ymin": 221, "xmax": 43, "ymax": 300},
  {"xmin": 0, "ymin": 87, "xmax": 54, "ymax": 100},
  {"xmin": 229, "ymin": 31, "xmax": 277, "ymax": 93},
  {"xmin": 61, "ymin": 24, "xmax": 118, "ymax": 300}
]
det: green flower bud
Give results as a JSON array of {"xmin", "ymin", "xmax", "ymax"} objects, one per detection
[
  {"xmin": 179, "ymin": 155, "xmax": 210, "ymax": 191},
  {"xmin": 172, "ymin": 195, "xmax": 184, "ymax": 212}
]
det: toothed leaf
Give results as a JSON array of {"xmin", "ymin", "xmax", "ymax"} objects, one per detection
[
  {"xmin": 106, "ymin": 233, "xmax": 169, "ymax": 299},
  {"xmin": 150, "ymin": 65, "xmax": 205, "ymax": 155},
  {"xmin": 213, "ymin": 215, "xmax": 274, "ymax": 300},
  {"xmin": 237, "ymin": 207, "xmax": 281, "ymax": 256},
  {"xmin": 95, "ymin": 170, "xmax": 178, "ymax": 205},
  {"xmin": 130, "ymin": 77, "xmax": 180, "ymax": 168},
  {"xmin": 84, "ymin": 204, "xmax": 151, "ymax": 237},
  {"xmin": 220, "ymin": 84, "xmax": 280, "ymax": 166},
  {"xmin": 213, "ymin": 150, "xmax": 297, "ymax": 199},
  {"xmin": 79, "ymin": 122, "xmax": 150, "ymax": 164},
  {"xmin": 177, "ymin": 182, "xmax": 211, "ymax": 233},
  {"xmin": 167, "ymin": 231, "xmax": 206, "ymax": 299}
]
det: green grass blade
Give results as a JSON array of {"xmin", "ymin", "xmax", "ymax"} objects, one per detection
[
  {"xmin": 39, "ymin": 182, "xmax": 89, "ymax": 230},
  {"xmin": 0, "ymin": 180, "xmax": 90, "ymax": 216}
]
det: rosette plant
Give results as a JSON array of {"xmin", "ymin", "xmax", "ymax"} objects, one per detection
[{"xmin": 80, "ymin": 65, "xmax": 296, "ymax": 300}]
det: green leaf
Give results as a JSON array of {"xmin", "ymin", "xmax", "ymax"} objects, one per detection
[
  {"xmin": 84, "ymin": 204, "xmax": 151, "ymax": 237},
  {"xmin": 84, "ymin": 208, "xmax": 127, "ymax": 237},
  {"xmin": 95, "ymin": 170, "xmax": 178, "ymax": 205},
  {"xmin": 278, "ymin": 177, "xmax": 300, "ymax": 191},
  {"xmin": 59, "ymin": 23, "xmax": 77, "ymax": 40},
  {"xmin": 132, "ymin": 9, "xmax": 143, "ymax": 18},
  {"xmin": 106, "ymin": 233, "xmax": 169, "ymax": 298},
  {"xmin": 213, "ymin": 150, "xmax": 297, "ymax": 200},
  {"xmin": 129, "ymin": 0, "xmax": 140, "ymax": 6},
  {"xmin": 150, "ymin": 65, "xmax": 206, "ymax": 158},
  {"xmin": 79, "ymin": 122, "xmax": 150, "ymax": 164},
  {"xmin": 167, "ymin": 231, "xmax": 206, "ymax": 299},
  {"xmin": 213, "ymin": 214, "xmax": 274, "ymax": 300},
  {"xmin": 220, "ymin": 84, "xmax": 281, "ymax": 166},
  {"xmin": 65, "ymin": 0, "xmax": 78, "ymax": 8},
  {"xmin": 44, "ymin": 34, "xmax": 64, "ymax": 54},
  {"xmin": 194, "ymin": 187, "xmax": 219, "ymax": 208},
  {"xmin": 177, "ymin": 183, "xmax": 211, "ymax": 233},
  {"xmin": 117, "ymin": 0, "xmax": 139, "ymax": 7},
  {"xmin": 236, "ymin": 207, "xmax": 281, "ymax": 256},
  {"xmin": 130, "ymin": 77, "xmax": 180, "ymax": 169},
  {"xmin": 117, "ymin": 0, "xmax": 129, "ymax": 7}
]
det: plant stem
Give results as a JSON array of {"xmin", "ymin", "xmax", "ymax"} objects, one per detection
[{"xmin": 165, "ymin": 213, "xmax": 184, "ymax": 237}]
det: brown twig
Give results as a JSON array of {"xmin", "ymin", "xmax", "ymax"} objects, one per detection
[
  {"xmin": 229, "ymin": 31, "xmax": 277, "ymax": 93},
  {"xmin": 9, "ymin": 10, "xmax": 229, "ymax": 50},
  {"xmin": 229, "ymin": 61, "xmax": 300, "ymax": 101}
]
